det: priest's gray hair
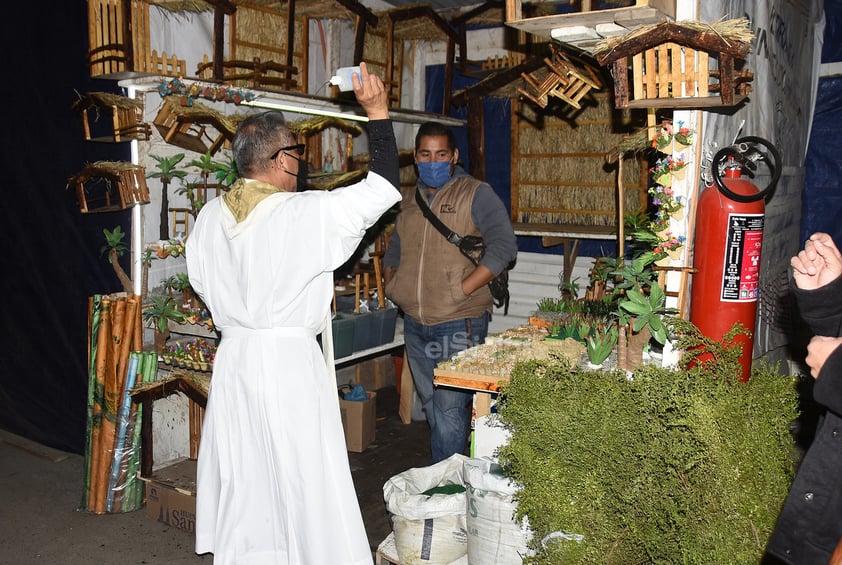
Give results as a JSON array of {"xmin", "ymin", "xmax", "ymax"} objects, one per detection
[{"xmin": 232, "ymin": 111, "xmax": 295, "ymax": 177}]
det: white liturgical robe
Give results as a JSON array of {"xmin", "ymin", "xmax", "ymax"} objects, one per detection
[{"xmin": 186, "ymin": 172, "xmax": 400, "ymax": 564}]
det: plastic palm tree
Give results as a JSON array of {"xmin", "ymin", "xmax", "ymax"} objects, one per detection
[
  {"xmin": 100, "ymin": 226, "xmax": 133, "ymax": 294},
  {"xmin": 148, "ymin": 153, "xmax": 188, "ymax": 240}
]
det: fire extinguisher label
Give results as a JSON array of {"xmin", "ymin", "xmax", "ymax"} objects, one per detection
[{"xmin": 721, "ymin": 213, "xmax": 764, "ymax": 302}]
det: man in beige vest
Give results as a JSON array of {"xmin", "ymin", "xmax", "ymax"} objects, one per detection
[{"xmin": 384, "ymin": 122, "xmax": 517, "ymax": 463}]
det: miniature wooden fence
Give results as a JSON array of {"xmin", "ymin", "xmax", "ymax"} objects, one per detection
[
  {"xmin": 196, "ymin": 55, "xmax": 298, "ymax": 91},
  {"xmin": 633, "ymin": 42, "xmax": 709, "ymax": 103},
  {"xmin": 88, "ymin": 0, "xmax": 150, "ymax": 77},
  {"xmin": 144, "ymin": 50, "xmax": 186, "ymax": 77}
]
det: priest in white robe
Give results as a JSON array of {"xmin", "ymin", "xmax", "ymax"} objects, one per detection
[{"xmin": 186, "ymin": 62, "xmax": 401, "ymax": 565}]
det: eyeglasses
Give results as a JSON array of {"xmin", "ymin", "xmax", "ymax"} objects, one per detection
[{"xmin": 269, "ymin": 143, "xmax": 305, "ymax": 161}]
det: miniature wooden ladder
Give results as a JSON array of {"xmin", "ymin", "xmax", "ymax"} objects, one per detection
[
  {"xmin": 654, "ymin": 265, "xmax": 698, "ymax": 319},
  {"xmin": 171, "ymin": 207, "xmax": 191, "ymax": 237}
]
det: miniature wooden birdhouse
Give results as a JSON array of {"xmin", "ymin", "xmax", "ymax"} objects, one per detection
[
  {"xmin": 74, "ymin": 92, "xmax": 151, "ymax": 143},
  {"xmin": 594, "ymin": 19, "xmax": 754, "ymax": 109},
  {"xmin": 70, "ymin": 161, "xmax": 150, "ymax": 213}
]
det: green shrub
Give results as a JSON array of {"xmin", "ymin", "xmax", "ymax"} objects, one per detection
[{"xmin": 496, "ymin": 346, "xmax": 799, "ymax": 563}]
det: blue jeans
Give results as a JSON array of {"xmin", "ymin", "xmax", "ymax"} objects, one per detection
[{"xmin": 403, "ymin": 312, "xmax": 490, "ymax": 464}]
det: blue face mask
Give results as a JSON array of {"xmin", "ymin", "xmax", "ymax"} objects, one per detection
[{"xmin": 418, "ymin": 161, "xmax": 452, "ymax": 188}]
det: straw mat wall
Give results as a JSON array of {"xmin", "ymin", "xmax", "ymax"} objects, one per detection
[{"xmin": 512, "ymin": 91, "xmax": 648, "ymax": 227}]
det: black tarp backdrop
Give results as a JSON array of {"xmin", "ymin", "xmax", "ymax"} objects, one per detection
[
  {"xmin": 1, "ymin": 3, "xmax": 129, "ymax": 453},
  {"xmin": 1, "ymin": 2, "xmax": 841, "ymax": 454}
]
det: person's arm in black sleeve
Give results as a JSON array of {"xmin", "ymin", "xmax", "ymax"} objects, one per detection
[
  {"xmin": 792, "ymin": 274, "xmax": 842, "ymax": 337},
  {"xmin": 812, "ymin": 344, "xmax": 842, "ymax": 415},
  {"xmin": 367, "ymin": 119, "xmax": 400, "ymax": 191}
]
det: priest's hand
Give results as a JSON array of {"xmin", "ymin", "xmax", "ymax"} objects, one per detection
[{"xmin": 352, "ymin": 62, "xmax": 389, "ymax": 121}]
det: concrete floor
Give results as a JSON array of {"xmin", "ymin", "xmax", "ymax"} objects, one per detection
[{"xmin": 0, "ymin": 385, "xmax": 430, "ymax": 564}]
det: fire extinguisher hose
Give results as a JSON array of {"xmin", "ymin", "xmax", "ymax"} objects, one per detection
[{"xmin": 712, "ymin": 136, "xmax": 782, "ymax": 203}]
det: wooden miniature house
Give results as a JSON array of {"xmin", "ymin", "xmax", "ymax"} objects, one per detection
[
  {"xmin": 594, "ymin": 20, "xmax": 754, "ymax": 109},
  {"xmin": 74, "ymin": 92, "xmax": 152, "ymax": 142},
  {"xmin": 70, "ymin": 161, "xmax": 150, "ymax": 213},
  {"xmin": 152, "ymin": 97, "xmax": 238, "ymax": 156}
]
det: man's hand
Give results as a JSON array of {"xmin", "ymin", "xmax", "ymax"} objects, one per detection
[
  {"xmin": 352, "ymin": 62, "xmax": 389, "ymax": 121},
  {"xmin": 791, "ymin": 232, "xmax": 842, "ymax": 290},
  {"xmin": 806, "ymin": 335, "xmax": 842, "ymax": 379}
]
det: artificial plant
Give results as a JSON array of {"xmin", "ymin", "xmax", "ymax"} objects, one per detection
[
  {"xmin": 148, "ymin": 153, "xmax": 188, "ymax": 240},
  {"xmin": 100, "ymin": 226, "xmax": 133, "ymax": 294},
  {"xmin": 496, "ymin": 320, "xmax": 799, "ymax": 564}
]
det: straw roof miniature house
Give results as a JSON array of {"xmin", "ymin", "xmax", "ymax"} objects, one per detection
[
  {"xmin": 70, "ymin": 161, "xmax": 150, "ymax": 213},
  {"xmin": 593, "ymin": 19, "xmax": 754, "ymax": 109},
  {"xmin": 73, "ymin": 92, "xmax": 152, "ymax": 143},
  {"xmin": 152, "ymin": 96, "xmax": 239, "ymax": 155}
]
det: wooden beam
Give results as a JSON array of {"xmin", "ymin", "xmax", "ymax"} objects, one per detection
[
  {"xmin": 335, "ymin": 0, "xmax": 378, "ymax": 27},
  {"xmin": 451, "ymin": 53, "xmax": 546, "ymax": 107},
  {"xmin": 466, "ymin": 96, "xmax": 485, "ymax": 180}
]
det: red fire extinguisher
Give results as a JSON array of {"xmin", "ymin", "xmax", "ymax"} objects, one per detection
[{"xmin": 689, "ymin": 136, "xmax": 781, "ymax": 382}]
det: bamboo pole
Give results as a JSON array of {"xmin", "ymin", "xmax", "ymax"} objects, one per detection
[
  {"xmin": 89, "ymin": 298, "xmax": 112, "ymax": 512},
  {"xmin": 82, "ymin": 295, "xmax": 103, "ymax": 510}
]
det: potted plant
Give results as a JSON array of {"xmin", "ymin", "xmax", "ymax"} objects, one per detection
[
  {"xmin": 170, "ymin": 272, "xmax": 195, "ymax": 307},
  {"xmin": 585, "ymin": 321, "xmax": 619, "ymax": 368},
  {"xmin": 143, "ymin": 295, "xmax": 187, "ymax": 353}
]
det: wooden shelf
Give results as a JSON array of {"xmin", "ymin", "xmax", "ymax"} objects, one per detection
[{"xmin": 505, "ymin": 2, "xmax": 674, "ymax": 55}]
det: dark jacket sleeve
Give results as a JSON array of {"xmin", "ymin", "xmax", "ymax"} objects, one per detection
[
  {"xmin": 793, "ymin": 273, "xmax": 842, "ymax": 414},
  {"xmin": 814, "ymin": 347, "xmax": 842, "ymax": 415},
  {"xmin": 367, "ymin": 119, "xmax": 400, "ymax": 190},
  {"xmin": 792, "ymin": 273, "xmax": 842, "ymax": 337},
  {"xmin": 471, "ymin": 183, "xmax": 518, "ymax": 276}
]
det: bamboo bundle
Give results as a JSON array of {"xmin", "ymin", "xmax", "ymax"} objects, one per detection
[{"xmin": 81, "ymin": 294, "xmax": 146, "ymax": 514}]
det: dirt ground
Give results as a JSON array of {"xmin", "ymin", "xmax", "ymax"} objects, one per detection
[{"xmin": 0, "ymin": 385, "xmax": 430, "ymax": 564}]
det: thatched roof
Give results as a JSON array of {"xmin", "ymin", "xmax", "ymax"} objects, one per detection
[
  {"xmin": 594, "ymin": 18, "xmax": 754, "ymax": 63},
  {"xmin": 287, "ymin": 116, "xmax": 364, "ymax": 137},
  {"xmin": 73, "ymin": 92, "xmax": 145, "ymax": 112}
]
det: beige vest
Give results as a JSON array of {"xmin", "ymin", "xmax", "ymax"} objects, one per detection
[{"xmin": 385, "ymin": 176, "xmax": 492, "ymax": 325}]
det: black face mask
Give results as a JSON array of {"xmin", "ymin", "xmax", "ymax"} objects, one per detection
[
  {"xmin": 283, "ymin": 154, "xmax": 309, "ymax": 192},
  {"xmin": 296, "ymin": 158, "xmax": 309, "ymax": 192}
]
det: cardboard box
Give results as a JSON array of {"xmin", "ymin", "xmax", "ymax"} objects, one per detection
[
  {"xmin": 339, "ymin": 391, "xmax": 376, "ymax": 452},
  {"xmin": 141, "ymin": 458, "xmax": 197, "ymax": 533},
  {"xmin": 355, "ymin": 355, "xmax": 396, "ymax": 391}
]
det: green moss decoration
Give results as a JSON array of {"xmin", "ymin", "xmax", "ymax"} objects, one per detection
[{"xmin": 496, "ymin": 346, "xmax": 799, "ymax": 563}]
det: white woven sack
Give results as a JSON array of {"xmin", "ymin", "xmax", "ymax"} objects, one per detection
[
  {"xmin": 391, "ymin": 514, "xmax": 468, "ymax": 565},
  {"xmin": 463, "ymin": 457, "xmax": 533, "ymax": 565},
  {"xmin": 384, "ymin": 454, "xmax": 470, "ymax": 564}
]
